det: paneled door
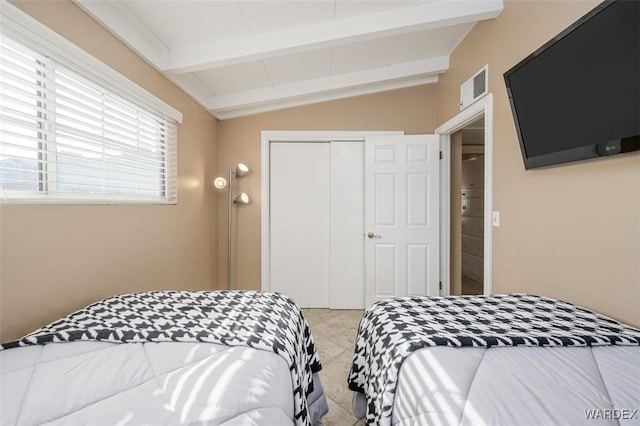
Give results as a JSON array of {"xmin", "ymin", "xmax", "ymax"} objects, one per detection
[{"xmin": 364, "ymin": 135, "xmax": 440, "ymax": 307}]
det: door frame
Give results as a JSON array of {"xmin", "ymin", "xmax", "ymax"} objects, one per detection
[
  {"xmin": 435, "ymin": 94, "xmax": 494, "ymax": 296},
  {"xmin": 260, "ymin": 130, "xmax": 402, "ymax": 293}
]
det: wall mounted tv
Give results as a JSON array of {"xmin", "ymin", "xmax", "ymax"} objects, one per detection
[{"xmin": 504, "ymin": 0, "xmax": 639, "ymax": 170}]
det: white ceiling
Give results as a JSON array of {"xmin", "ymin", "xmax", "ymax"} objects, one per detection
[{"xmin": 75, "ymin": 0, "xmax": 503, "ymax": 119}]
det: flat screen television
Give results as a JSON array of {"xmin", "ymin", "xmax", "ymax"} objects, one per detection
[{"xmin": 504, "ymin": 0, "xmax": 639, "ymax": 169}]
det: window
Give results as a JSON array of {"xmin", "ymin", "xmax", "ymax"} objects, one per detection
[{"xmin": 0, "ymin": 4, "xmax": 181, "ymax": 204}]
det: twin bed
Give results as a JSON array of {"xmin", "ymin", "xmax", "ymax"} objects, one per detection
[
  {"xmin": 348, "ymin": 294, "xmax": 640, "ymax": 425},
  {"xmin": 2, "ymin": 291, "xmax": 639, "ymax": 426},
  {"xmin": 1, "ymin": 291, "xmax": 328, "ymax": 425}
]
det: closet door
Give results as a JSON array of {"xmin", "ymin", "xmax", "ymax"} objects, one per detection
[
  {"xmin": 270, "ymin": 142, "xmax": 330, "ymax": 307},
  {"xmin": 330, "ymin": 142, "xmax": 365, "ymax": 309}
]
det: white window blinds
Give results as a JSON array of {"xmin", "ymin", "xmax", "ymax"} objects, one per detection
[{"xmin": 0, "ymin": 4, "xmax": 181, "ymax": 204}]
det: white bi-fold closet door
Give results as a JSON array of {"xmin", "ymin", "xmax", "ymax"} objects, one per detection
[
  {"xmin": 270, "ymin": 141, "xmax": 365, "ymax": 308},
  {"xmin": 269, "ymin": 135, "xmax": 440, "ymax": 309}
]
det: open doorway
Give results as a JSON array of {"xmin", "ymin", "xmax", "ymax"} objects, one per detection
[
  {"xmin": 435, "ymin": 94, "xmax": 493, "ymax": 297},
  {"xmin": 450, "ymin": 118, "xmax": 485, "ymax": 295}
]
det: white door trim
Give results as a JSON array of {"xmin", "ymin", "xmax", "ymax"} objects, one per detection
[
  {"xmin": 435, "ymin": 94, "xmax": 494, "ymax": 296},
  {"xmin": 261, "ymin": 130, "xmax": 403, "ymax": 292}
]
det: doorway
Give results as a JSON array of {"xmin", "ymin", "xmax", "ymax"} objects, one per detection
[
  {"xmin": 451, "ymin": 118, "xmax": 485, "ymax": 295},
  {"xmin": 260, "ymin": 131, "xmax": 402, "ymax": 309},
  {"xmin": 435, "ymin": 94, "xmax": 494, "ymax": 296},
  {"xmin": 261, "ymin": 131, "xmax": 440, "ymax": 309}
]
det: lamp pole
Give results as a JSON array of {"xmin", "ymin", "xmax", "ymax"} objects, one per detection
[
  {"xmin": 227, "ymin": 167, "xmax": 233, "ymax": 290},
  {"xmin": 214, "ymin": 163, "xmax": 249, "ymax": 291}
]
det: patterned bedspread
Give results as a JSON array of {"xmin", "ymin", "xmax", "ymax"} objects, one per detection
[
  {"xmin": 1, "ymin": 290, "xmax": 322, "ymax": 426},
  {"xmin": 347, "ymin": 294, "xmax": 640, "ymax": 425}
]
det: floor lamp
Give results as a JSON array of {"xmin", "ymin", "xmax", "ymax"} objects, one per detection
[{"xmin": 213, "ymin": 163, "xmax": 250, "ymax": 290}]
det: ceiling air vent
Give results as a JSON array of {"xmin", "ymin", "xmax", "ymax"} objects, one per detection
[{"xmin": 460, "ymin": 65, "xmax": 488, "ymax": 110}]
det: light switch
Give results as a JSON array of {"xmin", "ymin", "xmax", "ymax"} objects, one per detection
[{"xmin": 492, "ymin": 211, "xmax": 500, "ymax": 227}]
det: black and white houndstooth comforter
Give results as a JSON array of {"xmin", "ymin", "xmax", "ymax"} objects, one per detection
[
  {"xmin": 347, "ymin": 293, "xmax": 640, "ymax": 425},
  {"xmin": 1, "ymin": 290, "xmax": 322, "ymax": 426}
]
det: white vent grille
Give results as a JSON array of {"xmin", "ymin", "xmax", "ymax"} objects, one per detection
[{"xmin": 460, "ymin": 65, "xmax": 488, "ymax": 110}]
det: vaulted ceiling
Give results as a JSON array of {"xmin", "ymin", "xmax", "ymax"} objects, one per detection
[{"xmin": 75, "ymin": 0, "xmax": 503, "ymax": 119}]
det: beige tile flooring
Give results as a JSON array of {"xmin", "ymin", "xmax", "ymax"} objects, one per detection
[{"xmin": 301, "ymin": 308, "xmax": 364, "ymax": 426}]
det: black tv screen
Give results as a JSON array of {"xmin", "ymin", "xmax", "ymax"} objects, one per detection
[{"xmin": 504, "ymin": 0, "xmax": 639, "ymax": 169}]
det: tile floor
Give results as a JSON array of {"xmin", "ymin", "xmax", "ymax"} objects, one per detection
[{"xmin": 301, "ymin": 308, "xmax": 364, "ymax": 426}]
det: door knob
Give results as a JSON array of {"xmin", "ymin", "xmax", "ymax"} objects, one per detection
[{"xmin": 367, "ymin": 232, "xmax": 381, "ymax": 239}]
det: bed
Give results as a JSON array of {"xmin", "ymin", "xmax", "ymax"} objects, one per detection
[
  {"xmin": 348, "ymin": 294, "xmax": 640, "ymax": 426},
  {"xmin": 1, "ymin": 290, "xmax": 328, "ymax": 425}
]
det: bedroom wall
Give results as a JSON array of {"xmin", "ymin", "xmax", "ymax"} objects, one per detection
[
  {"xmin": 216, "ymin": 85, "xmax": 437, "ymax": 290},
  {"xmin": 436, "ymin": 0, "xmax": 639, "ymax": 326},
  {"xmin": 0, "ymin": 0, "xmax": 219, "ymax": 341}
]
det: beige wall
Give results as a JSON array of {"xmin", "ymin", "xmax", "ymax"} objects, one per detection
[
  {"xmin": 2, "ymin": 0, "xmax": 637, "ymax": 341},
  {"xmin": 0, "ymin": 0, "xmax": 219, "ymax": 341},
  {"xmin": 437, "ymin": 0, "xmax": 639, "ymax": 326},
  {"xmin": 217, "ymin": 85, "xmax": 437, "ymax": 289}
]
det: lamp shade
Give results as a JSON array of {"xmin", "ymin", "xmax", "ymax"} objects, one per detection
[
  {"xmin": 233, "ymin": 193, "xmax": 250, "ymax": 204},
  {"xmin": 235, "ymin": 163, "xmax": 249, "ymax": 178},
  {"xmin": 213, "ymin": 176, "xmax": 228, "ymax": 189}
]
